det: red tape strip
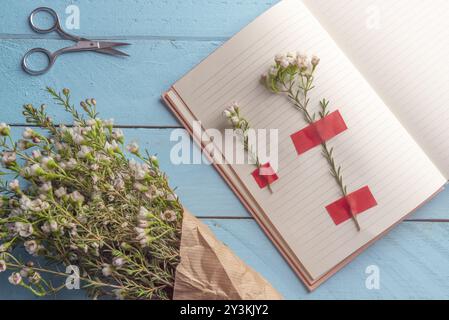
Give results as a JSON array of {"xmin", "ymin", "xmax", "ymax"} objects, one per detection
[
  {"xmin": 326, "ymin": 186, "xmax": 377, "ymax": 226},
  {"xmin": 290, "ymin": 110, "xmax": 348, "ymax": 155},
  {"xmin": 251, "ymin": 162, "xmax": 279, "ymax": 189}
]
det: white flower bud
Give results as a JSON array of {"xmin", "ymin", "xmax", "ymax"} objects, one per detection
[
  {"xmin": 274, "ymin": 53, "xmax": 284, "ymax": 63},
  {"xmin": 0, "ymin": 123, "xmax": 10, "ymax": 136},
  {"xmin": 311, "ymin": 55, "xmax": 320, "ymax": 66},
  {"xmin": 22, "ymin": 128, "xmax": 34, "ymax": 139}
]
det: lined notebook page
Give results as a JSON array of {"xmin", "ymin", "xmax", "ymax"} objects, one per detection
[
  {"xmin": 304, "ymin": 0, "xmax": 449, "ymax": 178},
  {"xmin": 173, "ymin": 0, "xmax": 446, "ymax": 279}
]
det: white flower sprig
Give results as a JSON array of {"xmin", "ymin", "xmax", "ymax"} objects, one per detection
[
  {"xmin": 223, "ymin": 102, "xmax": 274, "ymax": 193},
  {"xmin": 263, "ymin": 52, "xmax": 360, "ymax": 231},
  {"xmin": 0, "ymin": 87, "xmax": 183, "ymax": 299}
]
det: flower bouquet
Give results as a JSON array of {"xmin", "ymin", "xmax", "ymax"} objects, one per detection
[{"xmin": 0, "ymin": 88, "xmax": 281, "ymax": 300}]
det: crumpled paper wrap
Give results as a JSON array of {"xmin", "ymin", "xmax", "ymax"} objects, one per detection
[{"xmin": 173, "ymin": 210, "xmax": 282, "ymax": 300}]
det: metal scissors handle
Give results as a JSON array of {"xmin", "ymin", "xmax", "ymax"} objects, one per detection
[{"xmin": 22, "ymin": 7, "xmax": 129, "ymax": 76}]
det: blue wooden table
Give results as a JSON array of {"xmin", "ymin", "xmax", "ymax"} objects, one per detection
[{"xmin": 1, "ymin": 0, "xmax": 449, "ymax": 300}]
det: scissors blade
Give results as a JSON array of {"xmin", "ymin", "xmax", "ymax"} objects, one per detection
[
  {"xmin": 93, "ymin": 41, "xmax": 130, "ymax": 56},
  {"xmin": 72, "ymin": 40, "xmax": 130, "ymax": 56},
  {"xmin": 97, "ymin": 41, "xmax": 130, "ymax": 49},
  {"xmin": 96, "ymin": 47, "xmax": 130, "ymax": 57}
]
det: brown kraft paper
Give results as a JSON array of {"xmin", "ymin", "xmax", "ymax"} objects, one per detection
[{"xmin": 173, "ymin": 210, "xmax": 283, "ymax": 300}]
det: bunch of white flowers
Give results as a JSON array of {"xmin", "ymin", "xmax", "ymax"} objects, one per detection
[
  {"xmin": 262, "ymin": 52, "xmax": 320, "ymax": 93},
  {"xmin": 0, "ymin": 88, "xmax": 183, "ymax": 299}
]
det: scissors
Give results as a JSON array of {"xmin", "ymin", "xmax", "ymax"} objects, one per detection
[{"xmin": 22, "ymin": 7, "xmax": 130, "ymax": 76}]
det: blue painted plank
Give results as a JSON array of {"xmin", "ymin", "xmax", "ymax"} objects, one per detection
[
  {"xmin": 0, "ymin": 0, "xmax": 278, "ymax": 39},
  {"xmin": 204, "ymin": 219, "xmax": 449, "ymax": 299},
  {"xmin": 0, "ymin": 127, "xmax": 249, "ymax": 218},
  {"xmin": 2, "ymin": 220, "xmax": 449, "ymax": 299},
  {"xmin": 0, "ymin": 39, "xmax": 220, "ymax": 126}
]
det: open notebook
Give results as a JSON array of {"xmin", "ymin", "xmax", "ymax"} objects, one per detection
[{"xmin": 163, "ymin": 0, "xmax": 449, "ymax": 290}]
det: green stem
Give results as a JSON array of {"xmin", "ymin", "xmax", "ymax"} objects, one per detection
[{"xmin": 285, "ymin": 76, "xmax": 360, "ymax": 231}]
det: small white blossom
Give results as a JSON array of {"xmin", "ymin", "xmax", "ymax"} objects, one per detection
[
  {"xmin": 139, "ymin": 236, "xmax": 150, "ymax": 247},
  {"xmin": 160, "ymin": 210, "xmax": 177, "ymax": 222},
  {"xmin": 138, "ymin": 220, "xmax": 149, "ymax": 228},
  {"xmin": 55, "ymin": 142, "xmax": 67, "ymax": 151},
  {"xmin": 274, "ymin": 53, "xmax": 284, "ymax": 63},
  {"xmin": 230, "ymin": 116, "xmax": 240, "ymax": 126},
  {"xmin": 269, "ymin": 66, "xmax": 278, "ymax": 76},
  {"xmin": 29, "ymin": 272, "xmax": 41, "ymax": 284},
  {"xmin": 49, "ymin": 220, "xmax": 59, "ymax": 232},
  {"xmin": 72, "ymin": 133, "xmax": 84, "ymax": 145},
  {"xmin": 112, "ymin": 257, "xmax": 125, "ymax": 268},
  {"xmin": 17, "ymin": 140, "xmax": 29, "ymax": 150},
  {"xmin": 28, "ymin": 199, "xmax": 50, "ymax": 212},
  {"xmin": 31, "ymin": 150, "xmax": 42, "ymax": 159},
  {"xmin": 286, "ymin": 51, "xmax": 297, "ymax": 63},
  {"xmin": 0, "ymin": 260, "xmax": 6, "ymax": 272},
  {"xmin": 138, "ymin": 207, "xmax": 151, "ymax": 220},
  {"xmin": 8, "ymin": 272, "xmax": 22, "ymax": 285},
  {"xmin": 39, "ymin": 182, "xmax": 52, "ymax": 193},
  {"xmin": 8, "ymin": 179, "xmax": 20, "ymax": 191},
  {"xmin": 280, "ymin": 58, "xmax": 290, "ymax": 68},
  {"xmin": 129, "ymin": 160, "xmax": 148, "ymax": 180},
  {"xmin": 113, "ymin": 177, "xmax": 125, "ymax": 191},
  {"xmin": 24, "ymin": 240, "xmax": 39, "ymax": 255},
  {"xmin": 112, "ymin": 129, "xmax": 124, "ymax": 141},
  {"xmin": 166, "ymin": 193, "xmax": 177, "ymax": 202},
  {"xmin": 54, "ymin": 187, "xmax": 67, "ymax": 198},
  {"xmin": 135, "ymin": 227, "xmax": 146, "ymax": 236},
  {"xmin": 65, "ymin": 158, "xmax": 77, "ymax": 170},
  {"xmin": 223, "ymin": 109, "xmax": 232, "ymax": 118},
  {"xmin": 30, "ymin": 163, "xmax": 44, "ymax": 176},
  {"xmin": 104, "ymin": 118, "xmax": 114, "ymax": 127},
  {"xmin": 105, "ymin": 140, "xmax": 119, "ymax": 153},
  {"xmin": 296, "ymin": 52, "xmax": 309, "ymax": 70},
  {"xmin": 69, "ymin": 191, "xmax": 85, "ymax": 204},
  {"xmin": 14, "ymin": 222, "xmax": 33, "ymax": 238},
  {"xmin": 77, "ymin": 146, "xmax": 92, "ymax": 158},
  {"xmin": 133, "ymin": 182, "xmax": 148, "ymax": 192},
  {"xmin": 41, "ymin": 221, "xmax": 51, "ymax": 234},
  {"xmin": 20, "ymin": 267, "xmax": 30, "ymax": 278},
  {"xmin": 102, "ymin": 264, "xmax": 113, "ymax": 277},
  {"xmin": 41, "ymin": 157, "xmax": 56, "ymax": 169},
  {"xmin": 2, "ymin": 152, "xmax": 16, "ymax": 165},
  {"xmin": 126, "ymin": 142, "xmax": 139, "ymax": 154}
]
